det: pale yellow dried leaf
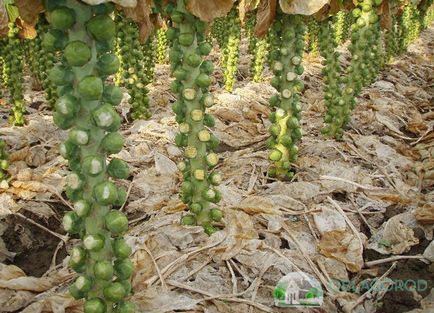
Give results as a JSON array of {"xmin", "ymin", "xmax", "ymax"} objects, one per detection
[
  {"xmin": 186, "ymin": 0, "xmax": 236, "ymax": 22},
  {"xmin": 279, "ymin": 0, "xmax": 330, "ymax": 15},
  {"xmin": 254, "ymin": 0, "xmax": 277, "ymax": 37},
  {"xmin": 0, "ymin": 289, "xmax": 35, "ymax": 312},
  {"xmin": 318, "ymin": 230, "xmax": 364, "ymax": 272},
  {"xmin": 382, "ymin": 214, "xmax": 419, "ymax": 254},
  {"xmin": 233, "ymin": 195, "xmax": 282, "ymax": 215},
  {"xmin": 14, "ymin": 0, "xmax": 43, "ymax": 27},
  {"xmin": 21, "ymin": 294, "xmax": 80, "ymax": 313}
]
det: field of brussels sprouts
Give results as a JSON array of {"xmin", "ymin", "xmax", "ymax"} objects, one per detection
[{"xmin": 0, "ymin": 1, "xmax": 433, "ymax": 313}]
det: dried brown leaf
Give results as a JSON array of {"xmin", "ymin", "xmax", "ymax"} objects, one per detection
[
  {"xmin": 122, "ymin": 0, "xmax": 153, "ymax": 42},
  {"xmin": 254, "ymin": 0, "xmax": 277, "ymax": 37},
  {"xmin": 14, "ymin": 0, "xmax": 43, "ymax": 27},
  {"xmin": 318, "ymin": 230, "xmax": 364, "ymax": 272},
  {"xmin": 186, "ymin": 0, "xmax": 235, "ymax": 22},
  {"xmin": 239, "ymin": 0, "xmax": 260, "ymax": 24},
  {"xmin": 16, "ymin": 18, "xmax": 37, "ymax": 40},
  {"xmin": 416, "ymin": 203, "xmax": 434, "ymax": 224},
  {"xmin": 279, "ymin": 0, "xmax": 330, "ymax": 15},
  {"xmin": 0, "ymin": 3, "xmax": 9, "ymax": 38}
]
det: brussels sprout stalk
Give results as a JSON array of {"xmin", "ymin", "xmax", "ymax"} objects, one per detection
[
  {"xmin": 168, "ymin": 0, "xmax": 222, "ymax": 235},
  {"xmin": 221, "ymin": 8, "xmax": 241, "ymax": 92},
  {"xmin": 45, "ymin": 1, "xmax": 134, "ymax": 312},
  {"xmin": 0, "ymin": 139, "xmax": 9, "ymax": 182},
  {"xmin": 5, "ymin": 23, "xmax": 25, "ymax": 126},
  {"xmin": 267, "ymin": 14, "xmax": 305, "ymax": 179},
  {"xmin": 115, "ymin": 12, "xmax": 151, "ymax": 120},
  {"xmin": 321, "ymin": 0, "xmax": 382, "ymax": 139}
]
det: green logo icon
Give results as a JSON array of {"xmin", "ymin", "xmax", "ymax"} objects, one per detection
[{"xmin": 273, "ymin": 272, "xmax": 323, "ymax": 307}]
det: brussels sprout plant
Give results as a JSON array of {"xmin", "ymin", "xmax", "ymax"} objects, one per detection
[
  {"xmin": 115, "ymin": 12, "xmax": 152, "ymax": 120},
  {"xmin": 267, "ymin": 14, "xmax": 305, "ymax": 180},
  {"xmin": 167, "ymin": 0, "xmax": 223, "ymax": 235},
  {"xmin": 0, "ymin": 139, "xmax": 9, "ymax": 182},
  {"xmin": 42, "ymin": 1, "xmax": 134, "ymax": 312}
]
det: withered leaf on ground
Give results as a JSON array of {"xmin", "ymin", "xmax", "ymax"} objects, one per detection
[
  {"xmin": 83, "ymin": 0, "xmax": 137, "ymax": 6},
  {"xmin": 318, "ymin": 230, "xmax": 365, "ymax": 272},
  {"xmin": 186, "ymin": 0, "xmax": 235, "ymax": 22}
]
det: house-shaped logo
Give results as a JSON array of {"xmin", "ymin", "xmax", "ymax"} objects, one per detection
[{"xmin": 273, "ymin": 271, "xmax": 323, "ymax": 308}]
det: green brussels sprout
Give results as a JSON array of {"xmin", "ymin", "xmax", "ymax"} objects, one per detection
[
  {"xmin": 82, "ymin": 155, "xmax": 105, "ymax": 176},
  {"xmin": 49, "ymin": 65, "xmax": 73, "ymax": 85},
  {"xmin": 64, "ymin": 41, "xmax": 91, "ymax": 67},
  {"xmin": 42, "ymin": 29, "xmax": 67, "ymax": 51},
  {"xmin": 98, "ymin": 53, "xmax": 120, "ymax": 75},
  {"xmin": 107, "ymin": 158, "xmax": 129, "ymax": 179},
  {"xmin": 84, "ymin": 298, "xmax": 107, "ymax": 313},
  {"xmin": 75, "ymin": 275, "xmax": 93, "ymax": 293},
  {"xmin": 94, "ymin": 181, "xmax": 118, "ymax": 205},
  {"xmin": 83, "ymin": 234, "xmax": 105, "ymax": 251},
  {"xmin": 87, "ymin": 15, "xmax": 116, "ymax": 41},
  {"xmin": 113, "ymin": 238, "xmax": 132, "ymax": 259},
  {"xmin": 69, "ymin": 284, "xmax": 85, "ymax": 300},
  {"xmin": 114, "ymin": 258, "xmax": 134, "ymax": 280},
  {"xmin": 103, "ymin": 282, "xmax": 127, "ymax": 302},
  {"xmin": 78, "ymin": 76, "xmax": 104, "ymax": 100},
  {"xmin": 94, "ymin": 261, "xmax": 114, "ymax": 280},
  {"xmin": 103, "ymin": 85, "xmax": 123, "ymax": 106},
  {"xmin": 50, "ymin": 6, "xmax": 76, "ymax": 30},
  {"xmin": 105, "ymin": 210, "xmax": 128, "ymax": 234},
  {"xmin": 55, "ymin": 94, "xmax": 79, "ymax": 117},
  {"xmin": 114, "ymin": 301, "xmax": 135, "ymax": 313},
  {"xmin": 102, "ymin": 132, "xmax": 124, "ymax": 154},
  {"xmin": 63, "ymin": 211, "xmax": 81, "ymax": 234}
]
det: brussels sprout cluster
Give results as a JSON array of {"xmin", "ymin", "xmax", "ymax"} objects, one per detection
[
  {"xmin": 34, "ymin": 16, "xmax": 58, "ymax": 107},
  {"xmin": 250, "ymin": 36, "xmax": 269, "ymax": 83},
  {"xmin": 156, "ymin": 27, "xmax": 168, "ymax": 64},
  {"xmin": 267, "ymin": 14, "xmax": 305, "ymax": 180},
  {"xmin": 334, "ymin": 11, "xmax": 351, "ymax": 45},
  {"xmin": 5, "ymin": 23, "xmax": 25, "ymax": 126},
  {"xmin": 0, "ymin": 40, "xmax": 9, "ymax": 90},
  {"xmin": 43, "ymin": 1, "xmax": 134, "ymax": 312},
  {"xmin": 166, "ymin": 0, "xmax": 223, "ymax": 235},
  {"xmin": 420, "ymin": 0, "xmax": 434, "ymax": 28},
  {"xmin": 0, "ymin": 139, "xmax": 9, "ymax": 182},
  {"xmin": 246, "ymin": 13, "xmax": 257, "ymax": 55},
  {"xmin": 321, "ymin": 0, "xmax": 382, "ymax": 139},
  {"xmin": 399, "ymin": 2, "xmax": 421, "ymax": 53},
  {"xmin": 306, "ymin": 17, "xmax": 320, "ymax": 55},
  {"xmin": 319, "ymin": 18, "xmax": 344, "ymax": 137},
  {"xmin": 221, "ymin": 7, "xmax": 241, "ymax": 92},
  {"xmin": 211, "ymin": 17, "xmax": 227, "ymax": 49},
  {"xmin": 142, "ymin": 36, "xmax": 156, "ymax": 83},
  {"xmin": 115, "ymin": 13, "xmax": 151, "ymax": 120},
  {"xmin": 385, "ymin": 16, "xmax": 399, "ymax": 62}
]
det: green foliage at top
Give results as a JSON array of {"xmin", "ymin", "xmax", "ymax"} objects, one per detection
[
  {"xmin": 167, "ymin": 0, "xmax": 223, "ymax": 235},
  {"xmin": 43, "ymin": 1, "xmax": 134, "ymax": 312}
]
